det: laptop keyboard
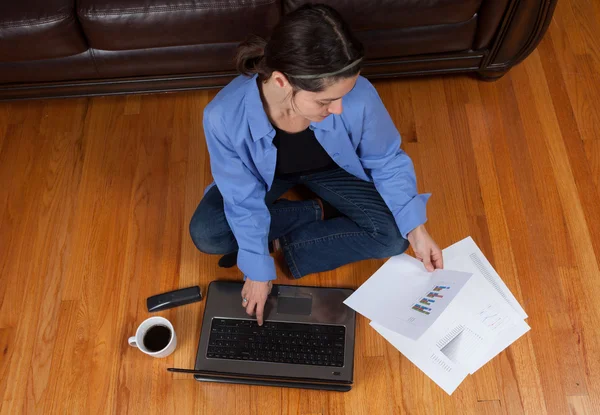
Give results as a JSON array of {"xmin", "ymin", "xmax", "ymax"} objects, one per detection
[{"xmin": 207, "ymin": 318, "xmax": 346, "ymax": 367}]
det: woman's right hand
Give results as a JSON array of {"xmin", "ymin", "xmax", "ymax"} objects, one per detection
[
  {"xmin": 241, "ymin": 278, "xmax": 273, "ymax": 326},
  {"xmin": 407, "ymin": 224, "xmax": 443, "ymax": 272}
]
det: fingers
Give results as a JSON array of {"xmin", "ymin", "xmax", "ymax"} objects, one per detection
[
  {"xmin": 245, "ymin": 299, "xmax": 256, "ymax": 318},
  {"xmin": 410, "ymin": 228, "xmax": 442, "ymax": 272},
  {"xmin": 256, "ymin": 300, "xmax": 265, "ymax": 326},
  {"xmin": 240, "ymin": 280, "xmax": 270, "ymax": 326},
  {"xmin": 422, "ymin": 252, "xmax": 434, "ymax": 272},
  {"xmin": 241, "ymin": 287, "xmax": 248, "ymax": 307},
  {"xmin": 432, "ymin": 250, "xmax": 444, "ymax": 269},
  {"xmin": 415, "ymin": 252, "xmax": 431, "ymax": 271},
  {"xmin": 419, "ymin": 250, "xmax": 435, "ymax": 272},
  {"xmin": 243, "ymin": 298, "xmax": 266, "ymax": 326}
]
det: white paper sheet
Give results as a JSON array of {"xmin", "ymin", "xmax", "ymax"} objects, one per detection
[
  {"xmin": 370, "ymin": 321, "xmax": 469, "ymax": 395},
  {"xmin": 444, "ymin": 267, "xmax": 527, "ymax": 366},
  {"xmin": 469, "ymin": 318, "xmax": 531, "ymax": 373},
  {"xmin": 443, "ymin": 237, "xmax": 528, "ymax": 319},
  {"xmin": 412, "ymin": 277, "xmax": 517, "ymax": 373},
  {"xmin": 347, "ymin": 238, "xmax": 531, "ymax": 394},
  {"xmin": 344, "ymin": 264, "xmax": 473, "ymax": 340}
]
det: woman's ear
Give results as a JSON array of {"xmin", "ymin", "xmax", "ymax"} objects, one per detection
[{"xmin": 271, "ymin": 71, "xmax": 291, "ymax": 89}]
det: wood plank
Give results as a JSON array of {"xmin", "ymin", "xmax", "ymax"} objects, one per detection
[
  {"xmin": 173, "ymin": 91, "xmax": 209, "ymax": 377},
  {"xmin": 568, "ymin": 395, "xmax": 600, "ymax": 415},
  {"xmin": 376, "ymin": 79, "xmax": 417, "ymax": 143},
  {"xmin": 0, "ymin": 104, "xmax": 9, "ymax": 152},
  {"xmin": 521, "ymin": 45, "xmax": 600, "ymax": 410},
  {"xmin": 476, "ymin": 77, "xmax": 549, "ymax": 415},
  {"xmin": 548, "ymin": 0, "xmax": 600, "ymax": 141},
  {"xmin": 475, "ymin": 400, "xmax": 504, "ymax": 415},
  {"xmin": 409, "ymin": 77, "xmax": 471, "ymax": 248},
  {"xmin": 43, "ymin": 300, "xmax": 77, "ymax": 414},
  {"xmin": 0, "ymin": 99, "xmax": 77, "ymax": 413},
  {"xmin": 535, "ymin": 33, "xmax": 600, "ymax": 272},
  {"xmin": 584, "ymin": 140, "xmax": 600, "ymax": 193}
]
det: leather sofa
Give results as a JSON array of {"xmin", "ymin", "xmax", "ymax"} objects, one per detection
[{"xmin": 0, "ymin": 0, "xmax": 557, "ymax": 100}]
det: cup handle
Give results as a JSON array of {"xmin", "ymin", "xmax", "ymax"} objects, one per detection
[{"xmin": 128, "ymin": 336, "xmax": 138, "ymax": 347}]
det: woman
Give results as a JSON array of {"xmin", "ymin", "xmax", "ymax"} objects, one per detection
[{"xmin": 190, "ymin": 4, "xmax": 443, "ymax": 326}]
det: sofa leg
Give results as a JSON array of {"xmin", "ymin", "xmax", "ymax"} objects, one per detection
[{"xmin": 476, "ymin": 69, "xmax": 508, "ymax": 82}]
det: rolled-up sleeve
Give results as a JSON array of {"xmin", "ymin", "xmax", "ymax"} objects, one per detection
[
  {"xmin": 204, "ymin": 112, "xmax": 276, "ymax": 282},
  {"xmin": 357, "ymin": 82, "xmax": 430, "ymax": 239}
]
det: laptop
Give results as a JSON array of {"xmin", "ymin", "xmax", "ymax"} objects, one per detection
[{"xmin": 174, "ymin": 280, "xmax": 356, "ymax": 391}]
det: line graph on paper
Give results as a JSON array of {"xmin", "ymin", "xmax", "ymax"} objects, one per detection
[{"xmin": 477, "ymin": 304, "xmax": 512, "ymax": 331}]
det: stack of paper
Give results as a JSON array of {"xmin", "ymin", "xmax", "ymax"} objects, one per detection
[{"xmin": 343, "ymin": 237, "xmax": 530, "ymax": 395}]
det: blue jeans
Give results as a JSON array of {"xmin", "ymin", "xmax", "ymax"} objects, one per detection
[{"xmin": 189, "ymin": 167, "xmax": 409, "ymax": 278}]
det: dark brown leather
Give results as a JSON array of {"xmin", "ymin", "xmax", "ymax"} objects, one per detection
[
  {"xmin": 0, "ymin": 43, "xmax": 238, "ymax": 84},
  {"xmin": 0, "ymin": 0, "xmax": 88, "ymax": 62},
  {"xmin": 0, "ymin": 50, "xmax": 100, "ymax": 88},
  {"xmin": 362, "ymin": 52, "xmax": 484, "ymax": 78},
  {"xmin": 360, "ymin": 15, "xmax": 478, "ymax": 60},
  {"xmin": 488, "ymin": 0, "xmax": 557, "ymax": 66},
  {"xmin": 283, "ymin": 0, "xmax": 482, "ymax": 31},
  {"xmin": 0, "ymin": 14, "xmax": 476, "ymax": 86},
  {"xmin": 0, "ymin": 52, "xmax": 98, "ymax": 84},
  {"xmin": 0, "ymin": 0, "xmax": 559, "ymax": 100},
  {"xmin": 77, "ymin": 0, "xmax": 281, "ymax": 51},
  {"xmin": 474, "ymin": 0, "xmax": 510, "ymax": 49},
  {"xmin": 92, "ymin": 43, "xmax": 238, "ymax": 77}
]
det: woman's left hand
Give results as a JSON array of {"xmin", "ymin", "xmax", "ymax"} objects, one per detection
[{"xmin": 407, "ymin": 224, "xmax": 443, "ymax": 272}]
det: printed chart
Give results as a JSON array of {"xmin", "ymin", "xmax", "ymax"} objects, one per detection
[{"xmin": 411, "ymin": 285, "xmax": 452, "ymax": 316}]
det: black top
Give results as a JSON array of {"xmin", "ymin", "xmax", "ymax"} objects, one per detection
[{"xmin": 272, "ymin": 126, "xmax": 336, "ymax": 177}]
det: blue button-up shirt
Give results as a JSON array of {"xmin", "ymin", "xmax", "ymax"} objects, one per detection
[{"xmin": 203, "ymin": 74, "xmax": 430, "ymax": 282}]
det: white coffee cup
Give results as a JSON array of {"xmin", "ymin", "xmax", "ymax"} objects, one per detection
[{"xmin": 128, "ymin": 316, "xmax": 177, "ymax": 358}]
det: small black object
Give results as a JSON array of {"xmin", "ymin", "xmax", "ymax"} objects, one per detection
[{"xmin": 147, "ymin": 286, "xmax": 202, "ymax": 312}]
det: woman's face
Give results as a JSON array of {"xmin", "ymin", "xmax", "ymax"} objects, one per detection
[{"xmin": 291, "ymin": 74, "xmax": 360, "ymax": 122}]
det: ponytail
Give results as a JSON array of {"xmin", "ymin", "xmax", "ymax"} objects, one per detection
[{"xmin": 235, "ymin": 35, "xmax": 269, "ymax": 77}]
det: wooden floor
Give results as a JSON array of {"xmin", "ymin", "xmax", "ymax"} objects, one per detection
[{"xmin": 2, "ymin": 1, "xmax": 600, "ymax": 413}]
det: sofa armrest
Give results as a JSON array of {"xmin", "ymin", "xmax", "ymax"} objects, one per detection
[
  {"xmin": 479, "ymin": 0, "xmax": 558, "ymax": 78},
  {"xmin": 474, "ymin": 0, "xmax": 511, "ymax": 49}
]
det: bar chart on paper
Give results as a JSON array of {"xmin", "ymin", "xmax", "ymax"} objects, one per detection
[
  {"xmin": 343, "ymin": 268, "xmax": 472, "ymax": 341},
  {"xmin": 410, "ymin": 284, "xmax": 453, "ymax": 317}
]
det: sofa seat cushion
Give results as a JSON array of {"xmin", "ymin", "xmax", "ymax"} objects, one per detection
[
  {"xmin": 283, "ymin": 0, "xmax": 483, "ymax": 32},
  {"xmin": 78, "ymin": 0, "xmax": 281, "ymax": 51},
  {"xmin": 0, "ymin": 0, "xmax": 88, "ymax": 62},
  {"xmin": 359, "ymin": 15, "xmax": 478, "ymax": 59}
]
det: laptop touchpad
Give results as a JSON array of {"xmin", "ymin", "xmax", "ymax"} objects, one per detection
[{"xmin": 277, "ymin": 296, "xmax": 312, "ymax": 316}]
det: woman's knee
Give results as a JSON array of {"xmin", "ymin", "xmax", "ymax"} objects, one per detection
[
  {"xmin": 370, "ymin": 215, "xmax": 410, "ymax": 258},
  {"xmin": 189, "ymin": 194, "xmax": 234, "ymax": 255},
  {"xmin": 374, "ymin": 232, "xmax": 410, "ymax": 258}
]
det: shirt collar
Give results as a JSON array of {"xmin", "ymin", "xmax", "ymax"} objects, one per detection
[
  {"xmin": 310, "ymin": 113, "xmax": 334, "ymax": 131},
  {"xmin": 245, "ymin": 74, "xmax": 335, "ymax": 141},
  {"xmin": 245, "ymin": 75, "xmax": 274, "ymax": 142}
]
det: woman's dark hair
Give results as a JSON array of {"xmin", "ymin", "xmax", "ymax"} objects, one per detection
[{"xmin": 235, "ymin": 3, "xmax": 365, "ymax": 92}]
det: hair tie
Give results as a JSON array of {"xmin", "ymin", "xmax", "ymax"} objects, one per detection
[{"xmin": 286, "ymin": 57, "xmax": 363, "ymax": 80}]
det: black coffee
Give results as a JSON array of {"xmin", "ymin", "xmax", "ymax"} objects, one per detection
[{"xmin": 143, "ymin": 325, "xmax": 172, "ymax": 352}]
